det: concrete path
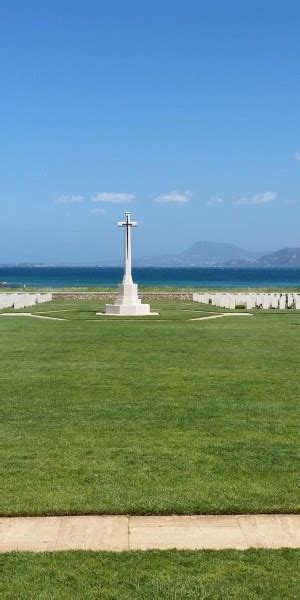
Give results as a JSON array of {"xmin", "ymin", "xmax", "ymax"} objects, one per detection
[
  {"xmin": 190, "ymin": 312, "xmax": 253, "ymax": 321},
  {"xmin": 0, "ymin": 311, "xmax": 253, "ymax": 323},
  {"xmin": 0, "ymin": 313, "xmax": 66, "ymax": 321},
  {"xmin": 0, "ymin": 514, "xmax": 299, "ymax": 553}
]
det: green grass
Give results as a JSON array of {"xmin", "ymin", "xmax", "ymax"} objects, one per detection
[
  {"xmin": 12, "ymin": 298, "xmax": 223, "ymax": 320},
  {"xmin": 0, "ymin": 300, "xmax": 299, "ymax": 515},
  {"xmin": 1, "ymin": 550, "xmax": 299, "ymax": 599}
]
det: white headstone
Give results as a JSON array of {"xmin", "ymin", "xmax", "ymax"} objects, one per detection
[
  {"xmin": 279, "ymin": 295, "xmax": 286, "ymax": 310},
  {"xmin": 216, "ymin": 295, "xmax": 221, "ymax": 307},
  {"xmin": 193, "ymin": 293, "xmax": 206, "ymax": 303},
  {"xmin": 246, "ymin": 296, "xmax": 255, "ymax": 309},
  {"xmin": 13, "ymin": 294, "xmax": 28, "ymax": 309},
  {"xmin": 0, "ymin": 294, "xmax": 14, "ymax": 309},
  {"xmin": 229, "ymin": 296, "xmax": 236, "ymax": 309},
  {"xmin": 222, "ymin": 295, "xmax": 230, "ymax": 308},
  {"xmin": 36, "ymin": 293, "xmax": 52, "ymax": 303},
  {"xmin": 287, "ymin": 294, "xmax": 294, "ymax": 308},
  {"xmin": 194, "ymin": 291, "xmax": 298, "ymax": 311},
  {"xmin": 255, "ymin": 295, "xmax": 263, "ymax": 308},
  {"xmin": 262, "ymin": 295, "xmax": 271, "ymax": 309}
]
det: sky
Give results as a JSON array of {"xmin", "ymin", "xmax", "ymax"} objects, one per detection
[{"xmin": 0, "ymin": 0, "xmax": 299, "ymax": 264}]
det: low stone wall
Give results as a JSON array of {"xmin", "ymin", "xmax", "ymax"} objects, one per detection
[{"xmin": 52, "ymin": 292, "xmax": 193, "ymax": 301}]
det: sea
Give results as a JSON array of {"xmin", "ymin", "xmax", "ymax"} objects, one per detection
[{"xmin": 1, "ymin": 266, "xmax": 300, "ymax": 289}]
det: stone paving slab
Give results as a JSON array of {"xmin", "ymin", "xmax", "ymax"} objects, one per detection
[
  {"xmin": 1, "ymin": 514, "xmax": 299, "ymax": 553},
  {"xmin": 0, "ymin": 516, "xmax": 129, "ymax": 553},
  {"xmin": 236, "ymin": 515, "xmax": 299, "ymax": 549},
  {"xmin": 129, "ymin": 515, "xmax": 247, "ymax": 550},
  {"xmin": 0, "ymin": 313, "xmax": 66, "ymax": 320},
  {"xmin": 190, "ymin": 312, "xmax": 253, "ymax": 321},
  {"xmin": 129, "ymin": 515, "xmax": 300, "ymax": 550}
]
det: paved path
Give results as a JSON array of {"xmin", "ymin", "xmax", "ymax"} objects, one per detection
[
  {"xmin": 1, "ymin": 514, "xmax": 299, "ymax": 553},
  {"xmin": 190, "ymin": 312, "xmax": 253, "ymax": 321},
  {"xmin": 0, "ymin": 313, "xmax": 66, "ymax": 320},
  {"xmin": 0, "ymin": 311, "xmax": 253, "ymax": 323}
]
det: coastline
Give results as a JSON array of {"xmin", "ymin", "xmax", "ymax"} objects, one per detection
[{"xmin": 1, "ymin": 266, "xmax": 300, "ymax": 292}]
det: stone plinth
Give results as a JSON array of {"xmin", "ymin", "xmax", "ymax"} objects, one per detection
[{"xmin": 102, "ymin": 283, "xmax": 156, "ymax": 316}]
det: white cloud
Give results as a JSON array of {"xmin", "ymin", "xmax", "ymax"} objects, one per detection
[
  {"xmin": 295, "ymin": 152, "xmax": 300, "ymax": 161},
  {"xmin": 91, "ymin": 192, "xmax": 135, "ymax": 204},
  {"xmin": 153, "ymin": 190, "xmax": 192, "ymax": 204},
  {"xmin": 90, "ymin": 207, "xmax": 105, "ymax": 216},
  {"xmin": 55, "ymin": 194, "xmax": 84, "ymax": 205},
  {"xmin": 207, "ymin": 196, "xmax": 224, "ymax": 206},
  {"xmin": 236, "ymin": 191, "xmax": 277, "ymax": 205}
]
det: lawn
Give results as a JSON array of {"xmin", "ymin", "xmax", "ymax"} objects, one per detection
[
  {"xmin": 1, "ymin": 549, "xmax": 299, "ymax": 599},
  {"xmin": 0, "ymin": 300, "xmax": 299, "ymax": 515}
]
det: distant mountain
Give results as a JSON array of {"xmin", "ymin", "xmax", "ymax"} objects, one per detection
[
  {"xmin": 121, "ymin": 243, "xmax": 300, "ymax": 268},
  {"xmin": 224, "ymin": 247, "xmax": 300, "ymax": 268},
  {"xmin": 3, "ymin": 244, "xmax": 297, "ymax": 269},
  {"xmin": 132, "ymin": 241, "xmax": 258, "ymax": 267}
]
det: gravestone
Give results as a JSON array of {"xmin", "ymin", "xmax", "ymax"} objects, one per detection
[
  {"xmin": 246, "ymin": 296, "xmax": 255, "ymax": 309},
  {"xmin": 279, "ymin": 295, "xmax": 286, "ymax": 310}
]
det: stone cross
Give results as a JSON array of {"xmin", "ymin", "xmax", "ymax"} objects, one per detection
[
  {"xmin": 117, "ymin": 212, "xmax": 137, "ymax": 284},
  {"xmin": 103, "ymin": 211, "xmax": 155, "ymax": 316}
]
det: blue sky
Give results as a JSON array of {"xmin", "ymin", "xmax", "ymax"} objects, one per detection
[{"xmin": 0, "ymin": 0, "xmax": 299, "ymax": 263}]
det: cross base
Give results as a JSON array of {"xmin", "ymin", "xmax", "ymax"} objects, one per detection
[{"xmin": 104, "ymin": 283, "xmax": 157, "ymax": 316}]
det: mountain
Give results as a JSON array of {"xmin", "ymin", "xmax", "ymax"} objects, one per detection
[
  {"xmin": 1, "ymin": 245, "xmax": 298, "ymax": 268},
  {"xmin": 132, "ymin": 242, "xmax": 258, "ymax": 267},
  {"xmin": 223, "ymin": 248, "xmax": 300, "ymax": 268},
  {"xmin": 177, "ymin": 241, "xmax": 254, "ymax": 266}
]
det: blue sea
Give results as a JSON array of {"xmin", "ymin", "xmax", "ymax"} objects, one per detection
[{"xmin": 0, "ymin": 266, "xmax": 300, "ymax": 288}]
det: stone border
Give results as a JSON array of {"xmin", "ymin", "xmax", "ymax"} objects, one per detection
[
  {"xmin": 0, "ymin": 514, "xmax": 299, "ymax": 553},
  {"xmin": 0, "ymin": 313, "xmax": 66, "ymax": 321},
  {"xmin": 53, "ymin": 292, "xmax": 193, "ymax": 301}
]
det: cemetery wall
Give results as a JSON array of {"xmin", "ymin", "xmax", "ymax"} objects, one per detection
[{"xmin": 53, "ymin": 292, "xmax": 193, "ymax": 301}]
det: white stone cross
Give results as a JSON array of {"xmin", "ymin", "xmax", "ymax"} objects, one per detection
[
  {"xmin": 117, "ymin": 212, "xmax": 137, "ymax": 284},
  {"xmin": 103, "ymin": 211, "xmax": 156, "ymax": 315}
]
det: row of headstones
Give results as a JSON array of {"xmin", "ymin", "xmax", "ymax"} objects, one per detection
[
  {"xmin": 193, "ymin": 292, "xmax": 300, "ymax": 310},
  {"xmin": 0, "ymin": 293, "xmax": 52, "ymax": 310}
]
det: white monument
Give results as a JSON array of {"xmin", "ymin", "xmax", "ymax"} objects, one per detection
[{"xmin": 102, "ymin": 212, "xmax": 157, "ymax": 316}]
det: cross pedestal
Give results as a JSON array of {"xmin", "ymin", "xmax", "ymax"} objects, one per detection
[
  {"xmin": 105, "ymin": 283, "xmax": 152, "ymax": 315},
  {"xmin": 100, "ymin": 212, "xmax": 158, "ymax": 316}
]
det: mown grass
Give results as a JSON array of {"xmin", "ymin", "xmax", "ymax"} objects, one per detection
[
  {"xmin": 1, "ymin": 549, "xmax": 299, "ymax": 599},
  {"xmin": 0, "ymin": 300, "xmax": 299, "ymax": 515},
  {"xmin": 25, "ymin": 299, "xmax": 223, "ymax": 320}
]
